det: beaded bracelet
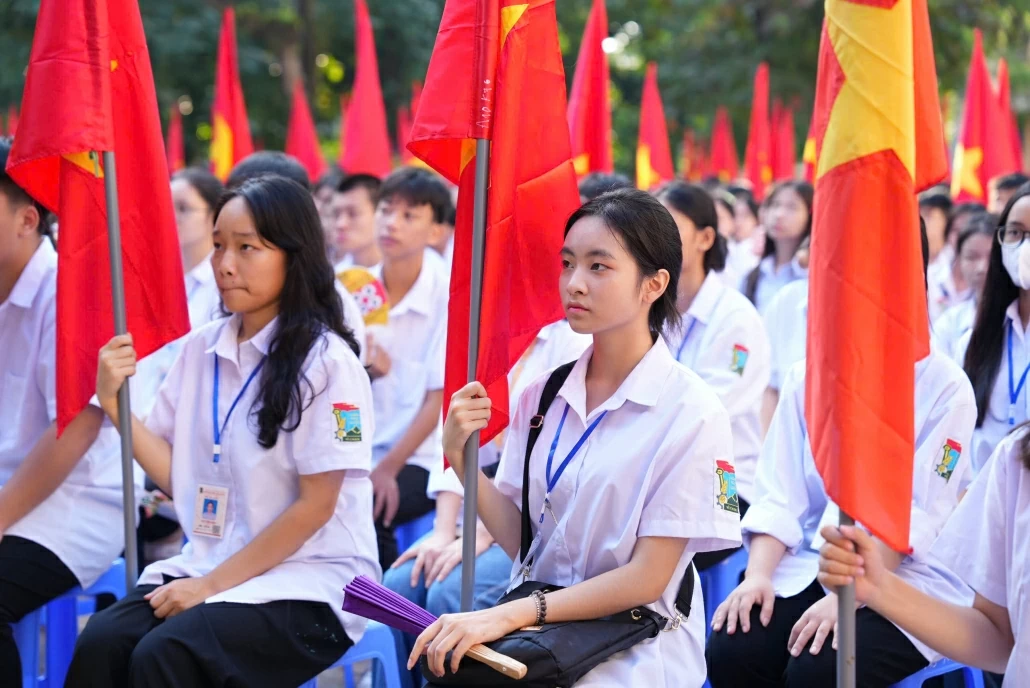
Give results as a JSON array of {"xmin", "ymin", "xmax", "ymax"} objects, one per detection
[{"xmin": 531, "ymin": 590, "xmax": 547, "ymax": 625}]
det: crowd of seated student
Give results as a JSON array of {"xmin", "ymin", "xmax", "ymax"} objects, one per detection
[{"xmin": 2, "ymin": 127, "xmax": 1027, "ymax": 686}]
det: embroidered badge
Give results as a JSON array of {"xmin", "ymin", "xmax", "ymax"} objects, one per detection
[
  {"xmin": 715, "ymin": 460, "xmax": 740, "ymax": 514},
  {"xmin": 332, "ymin": 403, "xmax": 362, "ymax": 443},
  {"xmin": 730, "ymin": 344, "xmax": 750, "ymax": 376},
  {"xmin": 935, "ymin": 439, "xmax": 961, "ymax": 482}
]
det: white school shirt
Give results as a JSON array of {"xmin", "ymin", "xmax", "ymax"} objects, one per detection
[
  {"xmin": 742, "ymin": 354, "xmax": 975, "ymax": 662},
  {"xmin": 717, "ymin": 239, "xmax": 759, "ymax": 290},
  {"xmin": 954, "ymin": 300, "xmax": 1029, "ymax": 476},
  {"xmin": 931, "ymin": 430, "xmax": 1030, "ymax": 683},
  {"xmin": 135, "ymin": 256, "xmax": 223, "ymax": 416},
  {"xmin": 0, "ymin": 241, "xmax": 130, "ymax": 587},
  {"xmin": 932, "ymin": 298, "xmax": 976, "ymax": 362},
  {"xmin": 927, "ymin": 253, "xmax": 970, "ymax": 323},
  {"xmin": 668, "ymin": 272, "xmax": 771, "ymax": 503},
  {"xmin": 494, "ymin": 338, "xmax": 741, "ymax": 687},
  {"xmin": 139, "ymin": 316, "xmax": 380, "ymax": 641},
  {"xmin": 762, "ymin": 278, "xmax": 809, "ymax": 392},
  {"xmin": 335, "ymin": 280, "xmax": 367, "ymax": 365},
  {"xmin": 368, "ymin": 258, "xmax": 448, "ymax": 473},
  {"xmin": 740, "ymin": 254, "xmax": 808, "ymax": 316}
]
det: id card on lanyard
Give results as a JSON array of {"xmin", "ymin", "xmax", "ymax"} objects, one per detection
[
  {"xmin": 1007, "ymin": 321, "xmax": 1030, "ymax": 426},
  {"xmin": 195, "ymin": 353, "xmax": 265, "ymax": 539}
]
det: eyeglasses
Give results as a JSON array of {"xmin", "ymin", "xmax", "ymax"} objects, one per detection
[{"xmin": 997, "ymin": 225, "xmax": 1030, "ymax": 247}]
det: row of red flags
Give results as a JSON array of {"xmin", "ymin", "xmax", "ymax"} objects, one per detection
[{"xmin": 0, "ymin": 0, "xmax": 1020, "ymax": 557}]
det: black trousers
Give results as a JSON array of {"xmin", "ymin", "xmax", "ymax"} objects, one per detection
[
  {"xmin": 706, "ymin": 580, "xmax": 929, "ymax": 688},
  {"xmin": 694, "ymin": 498, "xmax": 751, "ymax": 571},
  {"xmin": 0, "ymin": 535, "xmax": 79, "ymax": 686},
  {"xmin": 375, "ymin": 464, "xmax": 435, "ymax": 570},
  {"xmin": 66, "ymin": 576, "xmax": 352, "ymax": 687}
]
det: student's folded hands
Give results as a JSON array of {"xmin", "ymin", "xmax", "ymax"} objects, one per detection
[{"xmin": 144, "ymin": 576, "xmax": 217, "ymax": 619}]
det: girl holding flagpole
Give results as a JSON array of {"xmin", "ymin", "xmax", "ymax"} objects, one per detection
[
  {"xmin": 741, "ymin": 181, "xmax": 812, "ymax": 315},
  {"xmin": 411, "ymin": 188, "xmax": 740, "ymax": 686},
  {"xmin": 67, "ymin": 176, "xmax": 380, "ymax": 687}
]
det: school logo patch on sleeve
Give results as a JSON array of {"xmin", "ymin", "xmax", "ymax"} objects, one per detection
[
  {"xmin": 332, "ymin": 403, "xmax": 363, "ymax": 443},
  {"xmin": 730, "ymin": 344, "xmax": 750, "ymax": 376},
  {"xmin": 935, "ymin": 439, "xmax": 961, "ymax": 482},
  {"xmin": 715, "ymin": 460, "xmax": 740, "ymax": 514}
]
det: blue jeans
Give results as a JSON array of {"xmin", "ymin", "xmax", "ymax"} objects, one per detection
[{"xmin": 377, "ymin": 538, "xmax": 513, "ymax": 688}]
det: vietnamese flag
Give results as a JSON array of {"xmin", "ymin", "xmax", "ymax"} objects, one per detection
[
  {"xmin": 679, "ymin": 128, "xmax": 697, "ymax": 181},
  {"xmin": 636, "ymin": 62, "xmax": 675, "ymax": 190},
  {"xmin": 210, "ymin": 6, "xmax": 253, "ymax": 182},
  {"xmin": 7, "ymin": 0, "xmax": 190, "ymax": 431},
  {"xmin": 801, "ymin": 108, "xmax": 817, "ymax": 182},
  {"xmin": 285, "ymin": 81, "xmax": 327, "ymax": 182},
  {"xmin": 773, "ymin": 102, "xmax": 796, "ymax": 181},
  {"xmin": 166, "ymin": 106, "xmax": 185, "ymax": 174},
  {"xmin": 805, "ymin": 0, "xmax": 947, "ymax": 552},
  {"xmin": 951, "ymin": 29, "xmax": 990, "ymax": 202},
  {"xmin": 339, "ymin": 0, "xmax": 391, "ymax": 177},
  {"xmin": 567, "ymin": 0, "xmax": 613, "ymax": 176},
  {"xmin": 408, "ymin": 0, "xmax": 580, "ymax": 446},
  {"xmin": 708, "ymin": 106, "xmax": 739, "ymax": 182},
  {"xmin": 744, "ymin": 62, "xmax": 773, "ymax": 199},
  {"xmin": 994, "ymin": 59, "xmax": 1023, "ymax": 175}
]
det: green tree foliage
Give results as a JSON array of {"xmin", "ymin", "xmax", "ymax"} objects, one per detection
[{"xmin": 0, "ymin": 0, "xmax": 1026, "ymax": 176}]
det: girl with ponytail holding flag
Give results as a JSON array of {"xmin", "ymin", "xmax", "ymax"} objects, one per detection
[
  {"xmin": 656, "ymin": 181, "xmax": 771, "ymax": 564},
  {"xmin": 67, "ymin": 176, "xmax": 380, "ymax": 687},
  {"xmin": 412, "ymin": 189, "xmax": 740, "ymax": 686}
]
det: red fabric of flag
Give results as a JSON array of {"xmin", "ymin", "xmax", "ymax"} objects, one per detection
[
  {"xmin": 166, "ymin": 106, "xmax": 185, "ymax": 174},
  {"xmin": 806, "ymin": 0, "xmax": 947, "ymax": 553},
  {"xmin": 773, "ymin": 103, "xmax": 796, "ymax": 181},
  {"xmin": 994, "ymin": 59, "xmax": 1023, "ymax": 176},
  {"xmin": 339, "ymin": 0, "xmax": 391, "ymax": 177},
  {"xmin": 636, "ymin": 62, "xmax": 674, "ymax": 190},
  {"xmin": 7, "ymin": 0, "xmax": 190, "ymax": 431},
  {"xmin": 285, "ymin": 81, "xmax": 327, "ymax": 182},
  {"xmin": 567, "ymin": 0, "xmax": 613, "ymax": 176},
  {"xmin": 408, "ymin": 0, "xmax": 580, "ymax": 448},
  {"xmin": 744, "ymin": 62, "xmax": 773, "ymax": 199},
  {"xmin": 801, "ymin": 107, "xmax": 817, "ymax": 182},
  {"xmin": 210, "ymin": 7, "xmax": 253, "ymax": 182},
  {"xmin": 708, "ymin": 106, "xmax": 739, "ymax": 182},
  {"xmin": 7, "ymin": 107, "xmax": 18, "ymax": 137},
  {"xmin": 951, "ymin": 29, "xmax": 990, "ymax": 202}
]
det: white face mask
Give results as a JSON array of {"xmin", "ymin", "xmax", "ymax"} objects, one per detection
[{"xmin": 1001, "ymin": 242, "xmax": 1030, "ymax": 290}]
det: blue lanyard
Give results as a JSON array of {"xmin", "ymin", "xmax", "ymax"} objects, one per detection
[
  {"xmin": 212, "ymin": 354, "xmax": 266, "ymax": 462},
  {"xmin": 676, "ymin": 318, "xmax": 698, "ymax": 363},
  {"xmin": 1008, "ymin": 321, "xmax": 1030, "ymax": 426},
  {"xmin": 540, "ymin": 404, "xmax": 607, "ymax": 524}
]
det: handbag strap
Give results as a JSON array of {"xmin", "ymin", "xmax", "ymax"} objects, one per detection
[{"xmin": 520, "ymin": 362, "xmax": 576, "ymax": 566}]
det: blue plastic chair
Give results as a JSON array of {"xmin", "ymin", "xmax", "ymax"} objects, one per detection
[
  {"xmin": 299, "ymin": 621, "xmax": 402, "ymax": 688},
  {"xmin": 395, "ymin": 511, "xmax": 436, "ymax": 555},
  {"xmin": 15, "ymin": 558, "xmax": 127, "ymax": 688},
  {"xmin": 698, "ymin": 548, "xmax": 749, "ymax": 636},
  {"xmin": 891, "ymin": 659, "xmax": 985, "ymax": 688}
]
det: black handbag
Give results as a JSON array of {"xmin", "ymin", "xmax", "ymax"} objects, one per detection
[{"xmin": 422, "ymin": 363, "xmax": 695, "ymax": 687}]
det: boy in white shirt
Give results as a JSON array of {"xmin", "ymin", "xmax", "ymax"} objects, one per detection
[
  {"xmin": 367, "ymin": 167, "xmax": 453, "ymax": 568},
  {"xmin": 331, "ymin": 173, "xmax": 382, "ymax": 271}
]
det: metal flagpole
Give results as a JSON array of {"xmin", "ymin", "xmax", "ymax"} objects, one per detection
[
  {"xmin": 837, "ymin": 510, "xmax": 856, "ymax": 688},
  {"xmin": 101, "ymin": 150, "xmax": 139, "ymax": 590},
  {"xmin": 459, "ymin": 139, "xmax": 491, "ymax": 612}
]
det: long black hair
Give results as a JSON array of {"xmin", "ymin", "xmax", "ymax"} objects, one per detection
[
  {"xmin": 215, "ymin": 175, "xmax": 359, "ymax": 448},
  {"xmin": 744, "ymin": 181, "xmax": 814, "ymax": 304},
  {"xmin": 655, "ymin": 181, "xmax": 727, "ymax": 274},
  {"xmin": 564, "ymin": 188, "xmax": 682, "ymax": 340},
  {"xmin": 963, "ymin": 186, "xmax": 1030, "ymax": 427}
]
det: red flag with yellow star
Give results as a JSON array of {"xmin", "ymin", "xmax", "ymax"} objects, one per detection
[
  {"xmin": 951, "ymin": 29, "xmax": 990, "ymax": 203},
  {"xmin": 802, "ymin": 108, "xmax": 817, "ymax": 182},
  {"xmin": 636, "ymin": 62, "xmax": 674, "ymax": 190},
  {"xmin": 7, "ymin": 0, "xmax": 190, "ymax": 431},
  {"xmin": 744, "ymin": 62, "xmax": 773, "ymax": 199},
  {"xmin": 806, "ymin": 0, "xmax": 947, "ymax": 553},
  {"xmin": 708, "ymin": 106, "xmax": 740, "ymax": 182},
  {"xmin": 210, "ymin": 7, "xmax": 253, "ymax": 181},
  {"xmin": 408, "ymin": 0, "xmax": 580, "ymax": 446},
  {"xmin": 339, "ymin": 0, "xmax": 392, "ymax": 177},
  {"xmin": 285, "ymin": 81, "xmax": 327, "ymax": 182},
  {"xmin": 567, "ymin": 0, "xmax": 613, "ymax": 176}
]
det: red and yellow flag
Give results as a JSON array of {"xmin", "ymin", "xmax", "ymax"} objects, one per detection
[
  {"xmin": 708, "ymin": 106, "xmax": 739, "ymax": 182},
  {"xmin": 773, "ymin": 102, "xmax": 796, "ymax": 181},
  {"xmin": 802, "ymin": 108, "xmax": 817, "ymax": 182},
  {"xmin": 166, "ymin": 106, "xmax": 185, "ymax": 174},
  {"xmin": 339, "ymin": 0, "xmax": 392, "ymax": 177},
  {"xmin": 744, "ymin": 62, "xmax": 773, "ymax": 199},
  {"xmin": 210, "ymin": 7, "xmax": 253, "ymax": 181},
  {"xmin": 567, "ymin": 0, "xmax": 613, "ymax": 176},
  {"xmin": 636, "ymin": 62, "xmax": 675, "ymax": 190},
  {"xmin": 806, "ymin": 0, "xmax": 947, "ymax": 553},
  {"xmin": 409, "ymin": 0, "xmax": 580, "ymax": 446},
  {"xmin": 285, "ymin": 81, "xmax": 327, "ymax": 182},
  {"xmin": 679, "ymin": 128, "xmax": 704, "ymax": 182},
  {"xmin": 7, "ymin": 0, "xmax": 190, "ymax": 431},
  {"xmin": 993, "ymin": 59, "xmax": 1023, "ymax": 176},
  {"xmin": 951, "ymin": 29, "xmax": 990, "ymax": 202}
]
